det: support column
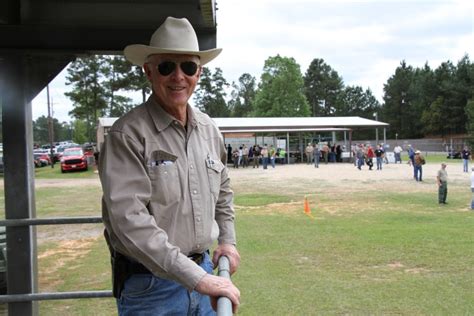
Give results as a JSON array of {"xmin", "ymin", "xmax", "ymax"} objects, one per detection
[{"xmin": 1, "ymin": 54, "xmax": 39, "ymax": 316}]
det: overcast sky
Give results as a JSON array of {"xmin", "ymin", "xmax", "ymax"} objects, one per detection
[{"xmin": 32, "ymin": 0, "xmax": 473, "ymax": 122}]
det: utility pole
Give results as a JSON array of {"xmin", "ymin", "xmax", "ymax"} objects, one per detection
[{"xmin": 47, "ymin": 85, "xmax": 55, "ymax": 168}]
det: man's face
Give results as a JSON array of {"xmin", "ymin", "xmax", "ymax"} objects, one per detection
[{"xmin": 144, "ymin": 54, "xmax": 201, "ymax": 109}]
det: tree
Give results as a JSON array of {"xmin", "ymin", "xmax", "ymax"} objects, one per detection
[
  {"xmin": 253, "ymin": 55, "xmax": 310, "ymax": 117},
  {"xmin": 381, "ymin": 61, "xmax": 415, "ymax": 138},
  {"xmin": 71, "ymin": 119, "xmax": 88, "ymax": 144},
  {"xmin": 65, "ymin": 55, "xmax": 108, "ymax": 142},
  {"xmin": 304, "ymin": 58, "xmax": 344, "ymax": 116},
  {"xmin": 228, "ymin": 73, "xmax": 256, "ymax": 117},
  {"xmin": 338, "ymin": 86, "xmax": 380, "ymax": 117},
  {"xmin": 33, "ymin": 115, "xmax": 68, "ymax": 145},
  {"xmin": 466, "ymin": 99, "xmax": 474, "ymax": 148},
  {"xmin": 194, "ymin": 67, "xmax": 231, "ymax": 117},
  {"xmin": 101, "ymin": 56, "xmax": 134, "ymax": 117}
]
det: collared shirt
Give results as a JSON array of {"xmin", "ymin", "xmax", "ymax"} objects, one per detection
[
  {"xmin": 100, "ymin": 96, "xmax": 235, "ymax": 290},
  {"xmin": 437, "ymin": 169, "xmax": 448, "ymax": 182}
]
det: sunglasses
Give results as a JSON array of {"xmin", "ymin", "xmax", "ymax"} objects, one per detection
[{"xmin": 156, "ymin": 61, "xmax": 199, "ymax": 77}]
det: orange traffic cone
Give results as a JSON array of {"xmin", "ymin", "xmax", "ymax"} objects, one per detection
[{"xmin": 304, "ymin": 196, "xmax": 314, "ymax": 219}]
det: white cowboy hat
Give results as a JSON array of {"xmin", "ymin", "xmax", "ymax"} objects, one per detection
[
  {"xmin": 415, "ymin": 150, "xmax": 421, "ymax": 154},
  {"xmin": 124, "ymin": 17, "xmax": 222, "ymax": 66}
]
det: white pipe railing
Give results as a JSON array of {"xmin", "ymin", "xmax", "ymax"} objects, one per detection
[{"xmin": 216, "ymin": 256, "xmax": 233, "ymax": 316}]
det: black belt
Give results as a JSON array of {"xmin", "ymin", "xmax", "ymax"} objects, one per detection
[{"xmin": 124, "ymin": 252, "xmax": 206, "ymax": 275}]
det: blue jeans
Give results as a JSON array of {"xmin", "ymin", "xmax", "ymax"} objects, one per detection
[
  {"xmin": 270, "ymin": 157, "xmax": 275, "ymax": 168},
  {"xmin": 314, "ymin": 154, "xmax": 320, "ymax": 168},
  {"xmin": 376, "ymin": 157, "xmax": 383, "ymax": 170},
  {"xmin": 463, "ymin": 159, "xmax": 469, "ymax": 172},
  {"xmin": 414, "ymin": 165, "xmax": 422, "ymax": 181},
  {"xmin": 263, "ymin": 157, "xmax": 268, "ymax": 169},
  {"xmin": 118, "ymin": 252, "xmax": 215, "ymax": 316}
]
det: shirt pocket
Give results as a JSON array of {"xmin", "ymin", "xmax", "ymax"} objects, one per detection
[
  {"xmin": 147, "ymin": 162, "xmax": 180, "ymax": 206},
  {"xmin": 206, "ymin": 158, "xmax": 224, "ymax": 198}
]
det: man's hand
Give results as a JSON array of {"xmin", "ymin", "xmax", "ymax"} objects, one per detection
[
  {"xmin": 212, "ymin": 244, "xmax": 240, "ymax": 275},
  {"xmin": 195, "ymin": 274, "xmax": 240, "ymax": 314}
]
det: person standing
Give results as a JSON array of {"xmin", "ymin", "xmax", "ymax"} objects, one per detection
[
  {"xmin": 356, "ymin": 144, "xmax": 365, "ymax": 170},
  {"xmin": 437, "ymin": 163, "xmax": 448, "ymax": 204},
  {"xmin": 100, "ymin": 17, "xmax": 240, "ymax": 315},
  {"xmin": 269, "ymin": 145, "xmax": 276, "ymax": 168},
  {"xmin": 462, "ymin": 146, "xmax": 471, "ymax": 173},
  {"xmin": 414, "ymin": 150, "xmax": 425, "ymax": 181},
  {"xmin": 366, "ymin": 145, "xmax": 375, "ymax": 170},
  {"xmin": 261, "ymin": 145, "xmax": 269, "ymax": 169},
  {"xmin": 305, "ymin": 143, "xmax": 314, "ymax": 164},
  {"xmin": 393, "ymin": 144, "xmax": 403, "ymax": 163},
  {"xmin": 253, "ymin": 145, "xmax": 261, "ymax": 168},
  {"xmin": 313, "ymin": 144, "xmax": 320, "ymax": 168},
  {"xmin": 374, "ymin": 145, "xmax": 384, "ymax": 170},
  {"xmin": 227, "ymin": 144, "xmax": 232, "ymax": 164},
  {"xmin": 322, "ymin": 143, "xmax": 330, "ymax": 164},
  {"xmin": 242, "ymin": 145, "xmax": 249, "ymax": 168}
]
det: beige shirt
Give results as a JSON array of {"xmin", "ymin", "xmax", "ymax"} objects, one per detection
[
  {"xmin": 100, "ymin": 97, "xmax": 235, "ymax": 290},
  {"xmin": 437, "ymin": 169, "xmax": 448, "ymax": 182}
]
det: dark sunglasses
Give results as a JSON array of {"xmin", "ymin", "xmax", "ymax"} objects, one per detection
[{"xmin": 157, "ymin": 61, "xmax": 199, "ymax": 77}]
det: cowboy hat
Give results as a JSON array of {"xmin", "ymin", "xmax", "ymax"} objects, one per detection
[
  {"xmin": 415, "ymin": 150, "xmax": 421, "ymax": 154},
  {"xmin": 124, "ymin": 17, "xmax": 222, "ymax": 66}
]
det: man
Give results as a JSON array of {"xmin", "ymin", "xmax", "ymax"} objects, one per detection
[
  {"xmin": 374, "ymin": 145, "xmax": 384, "ymax": 170},
  {"xmin": 99, "ymin": 17, "xmax": 240, "ymax": 315},
  {"xmin": 313, "ymin": 144, "xmax": 320, "ymax": 168},
  {"xmin": 393, "ymin": 144, "xmax": 403, "ymax": 163},
  {"xmin": 414, "ymin": 150, "xmax": 425, "ymax": 181},
  {"xmin": 462, "ymin": 146, "xmax": 471, "ymax": 173},
  {"xmin": 356, "ymin": 144, "xmax": 365, "ymax": 170},
  {"xmin": 305, "ymin": 143, "xmax": 314, "ymax": 164},
  {"xmin": 437, "ymin": 163, "xmax": 448, "ymax": 204}
]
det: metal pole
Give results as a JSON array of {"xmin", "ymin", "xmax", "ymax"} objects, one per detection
[
  {"xmin": 1, "ymin": 54, "xmax": 39, "ymax": 316},
  {"xmin": 217, "ymin": 256, "xmax": 232, "ymax": 316},
  {"xmin": 286, "ymin": 132, "xmax": 290, "ymax": 164},
  {"xmin": 47, "ymin": 85, "xmax": 55, "ymax": 168}
]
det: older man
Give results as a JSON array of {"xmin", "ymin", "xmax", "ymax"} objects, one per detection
[
  {"xmin": 100, "ymin": 17, "xmax": 240, "ymax": 315},
  {"xmin": 437, "ymin": 163, "xmax": 448, "ymax": 204}
]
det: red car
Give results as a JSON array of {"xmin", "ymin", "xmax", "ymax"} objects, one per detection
[{"xmin": 60, "ymin": 147, "xmax": 88, "ymax": 173}]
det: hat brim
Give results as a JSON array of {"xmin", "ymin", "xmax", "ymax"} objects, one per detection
[{"xmin": 124, "ymin": 44, "xmax": 222, "ymax": 66}]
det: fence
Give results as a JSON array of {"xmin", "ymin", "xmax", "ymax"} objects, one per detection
[{"xmin": 0, "ymin": 217, "xmax": 234, "ymax": 316}]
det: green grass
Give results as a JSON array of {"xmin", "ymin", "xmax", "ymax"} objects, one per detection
[
  {"xmin": 0, "ymin": 168, "xmax": 473, "ymax": 315},
  {"xmin": 34, "ymin": 165, "xmax": 97, "ymax": 179},
  {"xmin": 234, "ymin": 193, "xmax": 474, "ymax": 315}
]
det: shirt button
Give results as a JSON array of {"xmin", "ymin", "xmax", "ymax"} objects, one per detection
[
  {"xmin": 193, "ymin": 190, "xmax": 197, "ymax": 194},
  {"xmin": 190, "ymin": 164, "xmax": 194, "ymax": 169},
  {"xmin": 197, "ymin": 244, "xmax": 201, "ymax": 249},
  {"xmin": 196, "ymin": 217, "xmax": 201, "ymax": 222}
]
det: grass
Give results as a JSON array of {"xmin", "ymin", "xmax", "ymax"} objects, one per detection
[
  {"xmin": 0, "ymin": 163, "xmax": 473, "ymax": 315},
  {"xmin": 34, "ymin": 165, "xmax": 97, "ymax": 179}
]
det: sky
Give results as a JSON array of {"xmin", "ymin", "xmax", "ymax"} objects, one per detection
[{"xmin": 32, "ymin": 0, "xmax": 473, "ymax": 122}]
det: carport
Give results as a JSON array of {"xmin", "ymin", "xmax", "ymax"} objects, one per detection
[
  {"xmin": 214, "ymin": 116, "xmax": 390, "ymax": 163},
  {"xmin": 0, "ymin": 1, "xmax": 219, "ymax": 315}
]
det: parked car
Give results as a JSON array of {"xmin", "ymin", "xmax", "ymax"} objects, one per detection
[
  {"xmin": 60, "ymin": 147, "xmax": 88, "ymax": 173},
  {"xmin": 33, "ymin": 153, "xmax": 51, "ymax": 167}
]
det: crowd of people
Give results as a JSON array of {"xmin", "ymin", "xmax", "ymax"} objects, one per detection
[{"xmin": 227, "ymin": 144, "xmax": 287, "ymax": 169}]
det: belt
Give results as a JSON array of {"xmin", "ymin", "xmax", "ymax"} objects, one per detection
[{"xmin": 124, "ymin": 252, "xmax": 206, "ymax": 275}]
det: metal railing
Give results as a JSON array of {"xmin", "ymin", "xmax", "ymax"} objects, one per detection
[
  {"xmin": 0, "ymin": 216, "xmax": 113, "ymax": 305},
  {"xmin": 1, "ymin": 216, "xmax": 234, "ymax": 316},
  {"xmin": 217, "ymin": 256, "xmax": 233, "ymax": 316}
]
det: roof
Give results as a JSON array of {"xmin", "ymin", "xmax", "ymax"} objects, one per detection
[
  {"xmin": 213, "ymin": 116, "xmax": 389, "ymax": 133},
  {"xmin": 98, "ymin": 116, "xmax": 389, "ymax": 133}
]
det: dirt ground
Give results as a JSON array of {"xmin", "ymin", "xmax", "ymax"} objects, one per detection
[{"xmin": 228, "ymin": 160, "xmax": 471, "ymax": 193}]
